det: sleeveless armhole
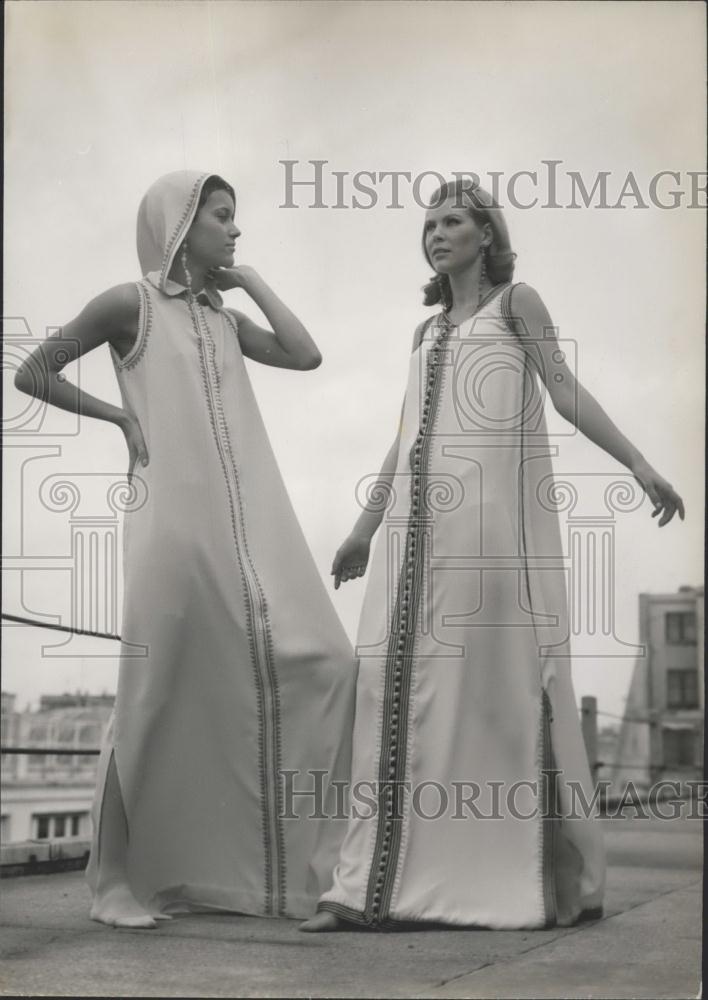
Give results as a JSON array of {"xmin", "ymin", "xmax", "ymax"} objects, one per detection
[
  {"xmin": 222, "ymin": 308, "xmax": 240, "ymax": 339},
  {"xmin": 400, "ymin": 317, "xmax": 435, "ymax": 437},
  {"xmin": 112, "ymin": 281, "xmax": 151, "ymax": 372},
  {"xmin": 412, "ymin": 315, "xmax": 435, "ymax": 353},
  {"xmin": 501, "ymin": 281, "xmax": 546, "ymax": 380},
  {"xmin": 500, "ymin": 281, "xmax": 526, "ymax": 334}
]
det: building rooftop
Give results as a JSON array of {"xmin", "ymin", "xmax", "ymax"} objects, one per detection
[{"xmin": 0, "ymin": 814, "xmax": 701, "ymax": 999}]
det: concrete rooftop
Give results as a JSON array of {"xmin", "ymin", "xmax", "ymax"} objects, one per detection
[{"xmin": 0, "ymin": 814, "xmax": 702, "ymax": 998}]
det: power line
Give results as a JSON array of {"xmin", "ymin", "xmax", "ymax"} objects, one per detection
[
  {"xmin": 1, "ymin": 612, "xmax": 121, "ymax": 642},
  {"xmin": 591, "ymin": 708, "xmax": 653, "ymax": 726},
  {"xmin": 598, "ymin": 761, "xmax": 699, "ymax": 771},
  {"xmin": 1, "ymin": 746, "xmax": 100, "ymax": 756}
]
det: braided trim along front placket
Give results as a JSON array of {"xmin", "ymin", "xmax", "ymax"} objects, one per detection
[
  {"xmin": 364, "ymin": 315, "xmax": 452, "ymax": 926},
  {"xmin": 191, "ymin": 299, "xmax": 286, "ymax": 916}
]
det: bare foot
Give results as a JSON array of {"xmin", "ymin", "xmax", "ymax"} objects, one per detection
[
  {"xmin": 299, "ymin": 910, "xmax": 347, "ymax": 932},
  {"xmin": 90, "ymin": 883, "xmax": 158, "ymax": 929}
]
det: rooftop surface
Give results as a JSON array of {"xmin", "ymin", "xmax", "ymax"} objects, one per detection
[{"xmin": 0, "ymin": 814, "xmax": 702, "ymax": 998}]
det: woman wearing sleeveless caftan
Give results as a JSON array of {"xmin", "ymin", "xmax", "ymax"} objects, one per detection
[
  {"xmin": 304, "ymin": 179, "xmax": 684, "ymax": 932},
  {"xmin": 15, "ymin": 171, "xmax": 356, "ymax": 927}
]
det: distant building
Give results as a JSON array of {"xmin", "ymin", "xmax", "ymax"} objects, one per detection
[
  {"xmin": 1, "ymin": 691, "xmax": 113, "ymax": 844},
  {"xmin": 595, "ymin": 725, "xmax": 620, "ymax": 785},
  {"xmin": 610, "ymin": 586, "xmax": 703, "ymax": 796},
  {"xmin": 1, "ymin": 692, "xmax": 17, "ymax": 716},
  {"xmin": 38, "ymin": 693, "xmax": 115, "ymax": 712}
]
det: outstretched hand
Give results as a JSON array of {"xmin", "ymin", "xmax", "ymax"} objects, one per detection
[
  {"xmin": 632, "ymin": 460, "xmax": 685, "ymax": 526},
  {"xmin": 332, "ymin": 534, "xmax": 371, "ymax": 589}
]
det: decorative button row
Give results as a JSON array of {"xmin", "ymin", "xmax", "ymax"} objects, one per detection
[{"xmin": 371, "ymin": 324, "xmax": 450, "ymax": 920}]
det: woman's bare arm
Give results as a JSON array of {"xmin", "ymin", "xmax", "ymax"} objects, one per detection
[
  {"xmin": 210, "ymin": 266, "xmax": 322, "ymax": 370},
  {"xmin": 14, "ymin": 283, "xmax": 149, "ymax": 477},
  {"xmin": 510, "ymin": 283, "xmax": 684, "ymax": 526},
  {"xmin": 332, "ymin": 320, "xmax": 428, "ymax": 587}
]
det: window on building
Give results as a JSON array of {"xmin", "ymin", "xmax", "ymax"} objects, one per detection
[
  {"xmin": 1, "ymin": 815, "xmax": 10, "ymax": 842},
  {"xmin": 32, "ymin": 812, "xmax": 86, "ymax": 840},
  {"xmin": 663, "ymin": 728, "xmax": 695, "ymax": 767},
  {"xmin": 667, "ymin": 669, "xmax": 699, "ymax": 709},
  {"xmin": 665, "ymin": 611, "xmax": 697, "ymax": 645}
]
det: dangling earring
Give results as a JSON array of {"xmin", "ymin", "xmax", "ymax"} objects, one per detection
[
  {"xmin": 181, "ymin": 242, "xmax": 193, "ymax": 297},
  {"xmin": 478, "ymin": 244, "xmax": 487, "ymax": 307}
]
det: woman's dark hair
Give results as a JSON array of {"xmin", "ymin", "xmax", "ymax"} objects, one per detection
[
  {"xmin": 197, "ymin": 175, "xmax": 236, "ymax": 211},
  {"xmin": 421, "ymin": 179, "xmax": 516, "ymax": 310}
]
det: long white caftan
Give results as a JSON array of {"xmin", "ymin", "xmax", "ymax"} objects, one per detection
[
  {"xmin": 86, "ymin": 171, "xmax": 356, "ymax": 919},
  {"xmin": 318, "ymin": 283, "xmax": 605, "ymax": 929}
]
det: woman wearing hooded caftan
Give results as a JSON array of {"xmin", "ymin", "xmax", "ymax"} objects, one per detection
[
  {"xmin": 303, "ymin": 179, "xmax": 685, "ymax": 932},
  {"xmin": 15, "ymin": 171, "xmax": 356, "ymax": 927}
]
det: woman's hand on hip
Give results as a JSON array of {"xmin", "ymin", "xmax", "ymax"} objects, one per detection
[
  {"xmin": 332, "ymin": 534, "xmax": 371, "ymax": 589},
  {"xmin": 121, "ymin": 414, "xmax": 149, "ymax": 485}
]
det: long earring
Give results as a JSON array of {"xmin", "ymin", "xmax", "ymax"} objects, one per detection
[
  {"xmin": 181, "ymin": 242, "xmax": 193, "ymax": 297},
  {"xmin": 478, "ymin": 244, "xmax": 487, "ymax": 307}
]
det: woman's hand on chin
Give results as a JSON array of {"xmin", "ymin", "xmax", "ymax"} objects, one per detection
[{"xmin": 207, "ymin": 266, "xmax": 259, "ymax": 292}]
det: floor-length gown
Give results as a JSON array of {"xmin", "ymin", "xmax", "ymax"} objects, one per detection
[
  {"xmin": 318, "ymin": 282, "xmax": 605, "ymax": 929},
  {"xmin": 86, "ymin": 172, "xmax": 356, "ymax": 919}
]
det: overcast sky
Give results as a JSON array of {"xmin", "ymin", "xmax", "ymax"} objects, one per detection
[{"xmin": 4, "ymin": 0, "xmax": 705, "ymax": 719}]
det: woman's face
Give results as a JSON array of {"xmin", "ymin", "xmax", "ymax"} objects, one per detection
[
  {"xmin": 187, "ymin": 189, "xmax": 240, "ymax": 269},
  {"xmin": 423, "ymin": 196, "xmax": 487, "ymax": 275}
]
